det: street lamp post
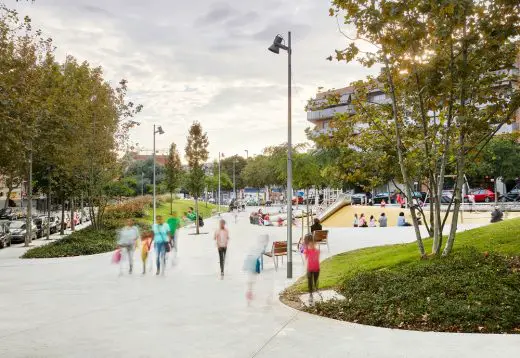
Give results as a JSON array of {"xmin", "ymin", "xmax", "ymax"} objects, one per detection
[
  {"xmin": 244, "ymin": 149, "xmax": 249, "ymax": 159},
  {"xmin": 233, "ymin": 156, "xmax": 236, "ymax": 200},
  {"xmin": 153, "ymin": 125, "xmax": 165, "ymax": 224},
  {"xmin": 218, "ymin": 152, "xmax": 222, "ymax": 214},
  {"xmin": 268, "ymin": 32, "xmax": 293, "ymax": 278}
]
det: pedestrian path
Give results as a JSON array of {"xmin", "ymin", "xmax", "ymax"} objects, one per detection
[{"xmin": 0, "ymin": 210, "xmax": 518, "ymax": 357}]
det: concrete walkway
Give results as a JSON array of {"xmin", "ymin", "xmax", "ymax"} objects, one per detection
[{"xmin": 0, "ymin": 209, "xmax": 518, "ymax": 357}]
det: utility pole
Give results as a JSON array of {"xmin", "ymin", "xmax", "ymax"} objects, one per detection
[{"xmin": 233, "ymin": 156, "xmax": 236, "ymax": 200}]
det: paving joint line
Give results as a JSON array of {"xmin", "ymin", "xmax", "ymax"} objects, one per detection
[{"xmin": 250, "ymin": 310, "xmax": 299, "ymax": 358}]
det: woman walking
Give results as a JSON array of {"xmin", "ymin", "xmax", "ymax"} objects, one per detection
[
  {"xmin": 214, "ymin": 219, "xmax": 230, "ymax": 279},
  {"xmin": 152, "ymin": 215, "xmax": 171, "ymax": 275},
  {"xmin": 304, "ymin": 234, "xmax": 320, "ymax": 303},
  {"xmin": 117, "ymin": 219, "xmax": 140, "ymax": 275}
]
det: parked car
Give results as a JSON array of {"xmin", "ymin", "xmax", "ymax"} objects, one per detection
[
  {"xmin": 351, "ymin": 193, "xmax": 368, "ymax": 205},
  {"xmin": 0, "ymin": 207, "xmax": 21, "ymax": 220},
  {"xmin": 0, "ymin": 222, "xmax": 11, "ymax": 248},
  {"xmin": 373, "ymin": 193, "xmax": 390, "ymax": 204},
  {"xmin": 423, "ymin": 195, "xmax": 453, "ymax": 205},
  {"xmin": 48, "ymin": 216, "xmax": 60, "ymax": 234},
  {"xmin": 499, "ymin": 188, "xmax": 520, "ymax": 202},
  {"xmin": 468, "ymin": 189, "xmax": 495, "ymax": 203},
  {"xmin": 9, "ymin": 220, "xmax": 37, "ymax": 244}
]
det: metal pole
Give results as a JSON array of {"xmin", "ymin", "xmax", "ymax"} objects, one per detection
[
  {"xmin": 218, "ymin": 152, "xmax": 221, "ymax": 214},
  {"xmin": 153, "ymin": 125, "xmax": 156, "ymax": 225},
  {"xmin": 286, "ymin": 31, "xmax": 293, "ymax": 279},
  {"xmin": 245, "ymin": 150, "xmax": 248, "ymax": 159},
  {"xmin": 141, "ymin": 172, "xmax": 144, "ymax": 196}
]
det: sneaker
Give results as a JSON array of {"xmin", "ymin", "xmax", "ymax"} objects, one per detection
[
  {"xmin": 220, "ymin": 272, "xmax": 224, "ymax": 280},
  {"xmin": 156, "ymin": 270, "xmax": 160, "ymax": 276}
]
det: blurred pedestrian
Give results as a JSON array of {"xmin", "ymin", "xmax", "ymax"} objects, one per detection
[
  {"xmin": 311, "ymin": 218, "xmax": 322, "ymax": 232},
  {"xmin": 152, "ymin": 215, "xmax": 171, "ymax": 275},
  {"xmin": 359, "ymin": 213, "xmax": 367, "ymax": 227},
  {"xmin": 353, "ymin": 213, "xmax": 359, "ymax": 227},
  {"xmin": 244, "ymin": 234, "xmax": 268, "ymax": 304},
  {"xmin": 304, "ymin": 234, "xmax": 320, "ymax": 303},
  {"xmin": 167, "ymin": 211, "xmax": 181, "ymax": 264},
  {"xmin": 117, "ymin": 218, "xmax": 140, "ymax": 275},
  {"xmin": 140, "ymin": 231, "xmax": 153, "ymax": 274},
  {"xmin": 378, "ymin": 213, "xmax": 388, "ymax": 227},
  {"xmin": 369, "ymin": 215, "xmax": 376, "ymax": 227},
  {"xmin": 214, "ymin": 219, "xmax": 230, "ymax": 279}
]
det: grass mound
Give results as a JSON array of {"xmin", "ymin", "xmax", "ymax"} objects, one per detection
[
  {"xmin": 306, "ymin": 249, "xmax": 520, "ymax": 333},
  {"xmin": 285, "ymin": 218, "xmax": 520, "ymax": 333},
  {"xmin": 22, "ymin": 228, "xmax": 116, "ymax": 259}
]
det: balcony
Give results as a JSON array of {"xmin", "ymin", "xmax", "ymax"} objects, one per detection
[{"xmin": 307, "ymin": 104, "xmax": 355, "ymax": 122}]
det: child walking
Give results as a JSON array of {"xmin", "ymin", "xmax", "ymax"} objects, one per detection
[
  {"xmin": 304, "ymin": 234, "xmax": 320, "ymax": 303},
  {"xmin": 140, "ymin": 231, "xmax": 153, "ymax": 274}
]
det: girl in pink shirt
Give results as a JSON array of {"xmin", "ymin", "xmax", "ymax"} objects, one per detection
[{"xmin": 304, "ymin": 234, "xmax": 320, "ymax": 302}]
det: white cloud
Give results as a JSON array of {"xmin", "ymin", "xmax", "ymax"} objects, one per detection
[{"xmin": 8, "ymin": 0, "xmax": 378, "ymax": 161}]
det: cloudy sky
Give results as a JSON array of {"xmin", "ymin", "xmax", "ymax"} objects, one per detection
[{"xmin": 9, "ymin": 0, "xmax": 376, "ymax": 161}]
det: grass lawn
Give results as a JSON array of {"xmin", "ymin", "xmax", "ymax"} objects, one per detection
[
  {"xmin": 143, "ymin": 199, "xmax": 219, "ymax": 225},
  {"xmin": 284, "ymin": 218, "xmax": 520, "ymax": 333},
  {"xmin": 22, "ymin": 199, "xmax": 219, "ymax": 259}
]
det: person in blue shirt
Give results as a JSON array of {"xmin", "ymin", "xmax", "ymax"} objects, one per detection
[
  {"xmin": 152, "ymin": 215, "xmax": 171, "ymax": 275},
  {"xmin": 397, "ymin": 212, "xmax": 412, "ymax": 227}
]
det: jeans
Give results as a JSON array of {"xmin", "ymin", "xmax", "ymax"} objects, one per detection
[
  {"xmin": 307, "ymin": 271, "xmax": 320, "ymax": 294},
  {"xmin": 156, "ymin": 242, "xmax": 167, "ymax": 273},
  {"xmin": 218, "ymin": 247, "xmax": 227, "ymax": 274},
  {"xmin": 120, "ymin": 244, "xmax": 134, "ymax": 273}
]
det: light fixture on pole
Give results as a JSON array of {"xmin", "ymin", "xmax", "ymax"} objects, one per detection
[
  {"xmin": 268, "ymin": 31, "xmax": 293, "ymax": 279},
  {"xmin": 153, "ymin": 125, "xmax": 165, "ymax": 225},
  {"xmin": 218, "ymin": 152, "xmax": 224, "ymax": 214},
  {"xmin": 244, "ymin": 149, "xmax": 249, "ymax": 159}
]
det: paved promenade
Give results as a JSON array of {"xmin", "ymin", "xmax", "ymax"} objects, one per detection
[{"xmin": 0, "ymin": 209, "xmax": 518, "ymax": 357}]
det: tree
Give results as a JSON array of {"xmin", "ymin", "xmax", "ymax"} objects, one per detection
[
  {"xmin": 220, "ymin": 155, "xmax": 247, "ymax": 191},
  {"xmin": 185, "ymin": 122, "xmax": 209, "ymax": 234},
  {"xmin": 164, "ymin": 142, "xmax": 183, "ymax": 214},
  {"xmin": 325, "ymin": 0, "xmax": 520, "ymax": 256},
  {"xmin": 293, "ymin": 150, "xmax": 322, "ymax": 232}
]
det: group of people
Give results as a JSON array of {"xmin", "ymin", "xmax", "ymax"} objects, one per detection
[
  {"xmin": 249, "ymin": 209, "xmax": 272, "ymax": 226},
  {"xmin": 352, "ymin": 212, "xmax": 412, "ymax": 227},
  {"xmin": 353, "ymin": 213, "xmax": 388, "ymax": 227},
  {"xmin": 116, "ymin": 212, "xmax": 182, "ymax": 275}
]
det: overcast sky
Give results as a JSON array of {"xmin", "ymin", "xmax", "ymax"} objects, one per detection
[{"xmin": 9, "ymin": 0, "xmax": 376, "ymax": 161}]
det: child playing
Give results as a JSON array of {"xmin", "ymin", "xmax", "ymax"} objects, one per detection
[
  {"xmin": 303, "ymin": 234, "xmax": 320, "ymax": 303},
  {"xmin": 369, "ymin": 215, "xmax": 376, "ymax": 227},
  {"xmin": 140, "ymin": 231, "xmax": 153, "ymax": 274}
]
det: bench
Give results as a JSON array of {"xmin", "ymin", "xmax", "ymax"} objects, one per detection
[
  {"xmin": 313, "ymin": 230, "xmax": 329, "ymax": 252},
  {"xmin": 263, "ymin": 241, "xmax": 288, "ymax": 271}
]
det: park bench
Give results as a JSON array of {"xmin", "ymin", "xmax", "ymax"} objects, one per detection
[
  {"xmin": 313, "ymin": 230, "xmax": 329, "ymax": 252},
  {"xmin": 263, "ymin": 241, "xmax": 288, "ymax": 271}
]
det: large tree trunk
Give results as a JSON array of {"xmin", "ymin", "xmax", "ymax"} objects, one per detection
[
  {"xmin": 60, "ymin": 197, "xmax": 65, "ymax": 235},
  {"xmin": 383, "ymin": 54, "xmax": 425, "ymax": 257},
  {"xmin": 70, "ymin": 197, "xmax": 75, "ymax": 232},
  {"xmin": 195, "ymin": 197, "xmax": 200, "ymax": 235}
]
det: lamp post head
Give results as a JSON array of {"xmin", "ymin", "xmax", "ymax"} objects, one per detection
[
  {"xmin": 268, "ymin": 34, "xmax": 286, "ymax": 54},
  {"xmin": 157, "ymin": 126, "xmax": 165, "ymax": 135}
]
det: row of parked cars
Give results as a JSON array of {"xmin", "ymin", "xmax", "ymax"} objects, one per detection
[{"xmin": 0, "ymin": 208, "xmax": 90, "ymax": 249}]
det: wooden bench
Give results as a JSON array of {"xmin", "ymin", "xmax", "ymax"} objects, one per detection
[
  {"xmin": 263, "ymin": 241, "xmax": 288, "ymax": 271},
  {"xmin": 313, "ymin": 230, "xmax": 329, "ymax": 252}
]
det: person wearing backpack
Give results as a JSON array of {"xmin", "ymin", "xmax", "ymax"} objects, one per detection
[{"xmin": 152, "ymin": 215, "xmax": 171, "ymax": 275}]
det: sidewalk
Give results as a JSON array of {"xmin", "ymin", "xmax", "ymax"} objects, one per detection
[{"xmin": 0, "ymin": 210, "xmax": 518, "ymax": 357}]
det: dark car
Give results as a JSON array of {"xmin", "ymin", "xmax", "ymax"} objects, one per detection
[
  {"xmin": 373, "ymin": 193, "xmax": 390, "ymax": 204},
  {"xmin": 0, "ymin": 222, "xmax": 11, "ymax": 248},
  {"xmin": 0, "ymin": 208, "xmax": 18, "ymax": 220},
  {"xmin": 499, "ymin": 188, "xmax": 520, "ymax": 202}
]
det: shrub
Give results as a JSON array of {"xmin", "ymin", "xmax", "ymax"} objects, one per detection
[
  {"xmin": 22, "ymin": 228, "xmax": 117, "ymax": 258},
  {"xmin": 104, "ymin": 196, "xmax": 152, "ymax": 220},
  {"xmin": 305, "ymin": 249, "xmax": 520, "ymax": 333}
]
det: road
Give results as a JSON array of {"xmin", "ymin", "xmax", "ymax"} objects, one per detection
[{"xmin": 0, "ymin": 208, "xmax": 518, "ymax": 357}]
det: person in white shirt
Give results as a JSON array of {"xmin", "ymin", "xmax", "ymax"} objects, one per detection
[{"xmin": 117, "ymin": 219, "xmax": 140, "ymax": 274}]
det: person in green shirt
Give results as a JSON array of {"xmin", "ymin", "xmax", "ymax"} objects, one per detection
[
  {"xmin": 185, "ymin": 207, "xmax": 197, "ymax": 222},
  {"xmin": 167, "ymin": 211, "xmax": 181, "ymax": 252}
]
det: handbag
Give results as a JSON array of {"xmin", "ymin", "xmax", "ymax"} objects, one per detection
[
  {"xmin": 112, "ymin": 249, "xmax": 121, "ymax": 264},
  {"xmin": 165, "ymin": 242, "xmax": 171, "ymax": 253}
]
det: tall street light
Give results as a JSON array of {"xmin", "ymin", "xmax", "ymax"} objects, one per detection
[
  {"xmin": 153, "ymin": 125, "xmax": 165, "ymax": 224},
  {"xmin": 218, "ymin": 152, "xmax": 224, "ymax": 214},
  {"xmin": 244, "ymin": 149, "xmax": 249, "ymax": 159},
  {"xmin": 268, "ymin": 32, "xmax": 293, "ymax": 279},
  {"xmin": 233, "ymin": 155, "xmax": 237, "ymax": 200}
]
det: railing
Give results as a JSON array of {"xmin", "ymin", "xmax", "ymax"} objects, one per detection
[{"xmin": 307, "ymin": 104, "xmax": 355, "ymax": 121}]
